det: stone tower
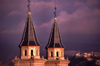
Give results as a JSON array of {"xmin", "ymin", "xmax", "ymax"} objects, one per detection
[
  {"xmin": 18, "ymin": 0, "xmax": 41, "ymax": 59},
  {"xmin": 45, "ymin": 6, "xmax": 70, "ymax": 66},
  {"xmin": 45, "ymin": 6, "xmax": 65, "ymax": 60},
  {"xmin": 18, "ymin": 11, "xmax": 41, "ymax": 59},
  {"xmin": 12, "ymin": 0, "xmax": 46, "ymax": 66}
]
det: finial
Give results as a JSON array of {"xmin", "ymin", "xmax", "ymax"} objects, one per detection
[
  {"xmin": 42, "ymin": 56, "xmax": 44, "ymax": 59},
  {"xmin": 27, "ymin": 0, "xmax": 31, "ymax": 12},
  {"xmin": 54, "ymin": 0, "xmax": 57, "ymax": 18},
  {"xmin": 66, "ymin": 57, "xmax": 69, "ymax": 60},
  {"xmin": 15, "ymin": 56, "xmax": 17, "ymax": 59}
]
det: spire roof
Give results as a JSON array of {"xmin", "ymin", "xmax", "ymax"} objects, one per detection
[
  {"xmin": 45, "ymin": 17, "xmax": 65, "ymax": 49},
  {"xmin": 19, "ymin": 0, "xmax": 40, "ymax": 47},
  {"xmin": 45, "ymin": 2, "xmax": 64, "ymax": 49},
  {"xmin": 19, "ymin": 12, "xmax": 40, "ymax": 47}
]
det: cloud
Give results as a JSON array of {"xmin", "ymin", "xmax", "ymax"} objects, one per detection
[
  {"xmin": 59, "ymin": 9, "xmax": 100, "ymax": 35},
  {"xmin": 86, "ymin": 0, "xmax": 100, "ymax": 6},
  {"xmin": 65, "ymin": 50, "xmax": 79, "ymax": 56},
  {"xmin": 2, "ymin": 20, "xmax": 25, "ymax": 34},
  {"xmin": 34, "ymin": 17, "xmax": 53, "ymax": 35},
  {"xmin": 31, "ymin": 1, "xmax": 54, "ymax": 12},
  {"xmin": 36, "ymin": 1, "xmax": 100, "ymax": 35},
  {"xmin": 74, "ymin": 1, "xmax": 84, "ymax": 6},
  {"xmin": 7, "ymin": 11, "xmax": 23, "ymax": 16},
  {"xmin": 29, "ymin": 1, "xmax": 55, "ymax": 25},
  {"xmin": 2, "ymin": 0, "xmax": 100, "ymax": 35}
]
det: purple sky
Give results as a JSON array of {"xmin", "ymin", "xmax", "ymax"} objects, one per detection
[{"xmin": 0, "ymin": 0, "xmax": 100, "ymax": 54}]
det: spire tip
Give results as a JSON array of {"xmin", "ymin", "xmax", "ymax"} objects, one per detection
[
  {"xmin": 28, "ymin": 12, "xmax": 31, "ymax": 14},
  {"xmin": 27, "ymin": 0, "xmax": 31, "ymax": 12},
  {"xmin": 54, "ymin": 0, "xmax": 57, "ymax": 18}
]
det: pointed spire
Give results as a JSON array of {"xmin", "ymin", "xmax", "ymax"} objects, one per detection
[
  {"xmin": 45, "ymin": 18, "xmax": 64, "ymax": 49},
  {"xmin": 45, "ymin": 1, "xmax": 64, "ymax": 49},
  {"xmin": 19, "ymin": 0, "xmax": 40, "ymax": 47}
]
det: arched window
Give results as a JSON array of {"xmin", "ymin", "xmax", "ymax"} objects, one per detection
[
  {"xmin": 51, "ymin": 51, "xmax": 53, "ymax": 57},
  {"xmin": 25, "ymin": 50, "xmax": 27, "ymax": 56},
  {"xmin": 56, "ymin": 52, "xmax": 59, "ymax": 57},
  {"xmin": 31, "ymin": 50, "xmax": 33, "ymax": 56}
]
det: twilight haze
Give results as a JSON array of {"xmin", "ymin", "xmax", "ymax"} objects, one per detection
[{"xmin": 0, "ymin": 0, "xmax": 100, "ymax": 56}]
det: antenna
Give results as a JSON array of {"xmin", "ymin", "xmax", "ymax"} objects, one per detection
[
  {"xmin": 27, "ymin": 0, "xmax": 31, "ymax": 12},
  {"xmin": 54, "ymin": 0, "xmax": 57, "ymax": 18}
]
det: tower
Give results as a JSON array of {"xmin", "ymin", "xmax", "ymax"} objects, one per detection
[
  {"xmin": 12, "ymin": 0, "xmax": 46, "ymax": 66},
  {"xmin": 18, "ymin": 13, "xmax": 40, "ymax": 59},
  {"xmin": 18, "ymin": 0, "xmax": 40, "ymax": 59},
  {"xmin": 45, "ymin": 4, "xmax": 65, "ymax": 60},
  {"xmin": 45, "ymin": 3, "xmax": 70, "ymax": 66}
]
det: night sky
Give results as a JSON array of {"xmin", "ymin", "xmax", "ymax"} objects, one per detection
[{"xmin": 0, "ymin": 0, "xmax": 100, "ymax": 56}]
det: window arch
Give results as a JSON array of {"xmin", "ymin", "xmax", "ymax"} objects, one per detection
[
  {"xmin": 56, "ymin": 52, "xmax": 59, "ymax": 57},
  {"xmin": 31, "ymin": 50, "xmax": 33, "ymax": 56},
  {"xmin": 51, "ymin": 51, "xmax": 53, "ymax": 57},
  {"xmin": 25, "ymin": 50, "xmax": 27, "ymax": 56}
]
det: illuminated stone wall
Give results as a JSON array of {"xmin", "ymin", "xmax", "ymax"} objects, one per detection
[
  {"xmin": 20, "ymin": 46, "xmax": 40, "ymax": 59},
  {"xmin": 46, "ymin": 48, "xmax": 65, "ymax": 60},
  {"xmin": 12, "ymin": 59, "xmax": 46, "ymax": 66}
]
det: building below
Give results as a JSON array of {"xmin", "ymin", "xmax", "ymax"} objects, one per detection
[{"xmin": 13, "ymin": 56, "xmax": 69, "ymax": 66}]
